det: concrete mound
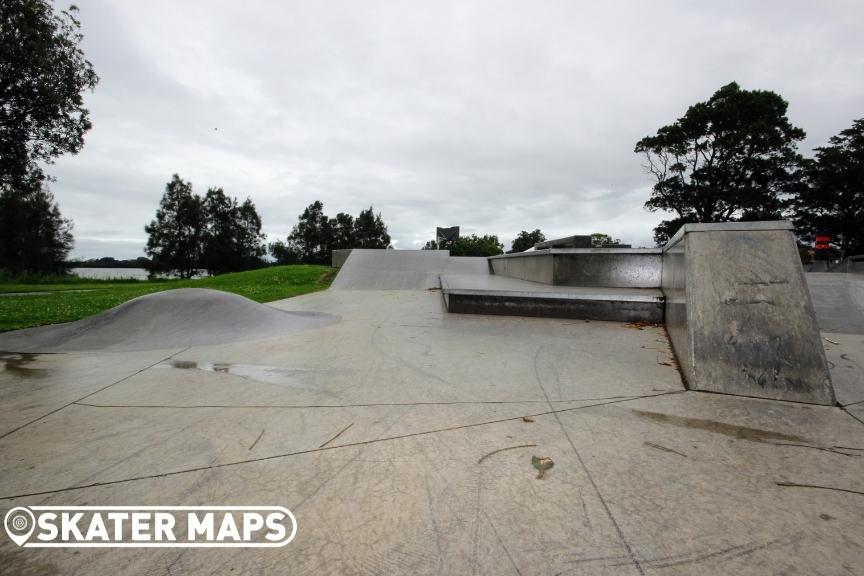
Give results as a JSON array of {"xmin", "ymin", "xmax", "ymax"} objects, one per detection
[{"xmin": 0, "ymin": 288, "xmax": 338, "ymax": 352}]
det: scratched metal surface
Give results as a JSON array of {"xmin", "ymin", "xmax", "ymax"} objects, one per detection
[{"xmin": 667, "ymin": 227, "xmax": 834, "ymax": 405}]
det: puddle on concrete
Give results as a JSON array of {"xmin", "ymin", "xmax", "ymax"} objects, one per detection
[
  {"xmin": 0, "ymin": 352, "xmax": 51, "ymax": 379},
  {"xmin": 631, "ymin": 409, "xmax": 807, "ymax": 443},
  {"xmin": 157, "ymin": 359, "xmax": 325, "ymax": 388}
]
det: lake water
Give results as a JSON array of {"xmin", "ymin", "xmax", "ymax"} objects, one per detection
[
  {"xmin": 71, "ymin": 267, "xmax": 151, "ymax": 280},
  {"xmin": 71, "ymin": 268, "xmax": 208, "ymax": 280}
]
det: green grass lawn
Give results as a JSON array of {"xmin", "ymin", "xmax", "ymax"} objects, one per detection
[{"xmin": 0, "ymin": 265, "xmax": 336, "ymax": 332}]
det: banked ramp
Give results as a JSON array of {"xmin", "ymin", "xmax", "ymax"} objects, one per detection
[{"xmin": 331, "ymin": 249, "xmax": 488, "ymax": 290}]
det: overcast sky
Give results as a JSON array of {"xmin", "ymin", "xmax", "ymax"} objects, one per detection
[{"xmin": 49, "ymin": 0, "xmax": 864, "ymax": 259}]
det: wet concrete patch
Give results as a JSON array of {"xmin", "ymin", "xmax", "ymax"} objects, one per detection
[
  {"xmin": 631, "ymin": 409, "xmax": 808, "ymax": 443},
  {"xmin": 0, "ymin": 352, "xmax": 52, "ymax": 379},
  {"xmin": 157, "ymin": 359, "xmax": 327, "ymax": 387}
]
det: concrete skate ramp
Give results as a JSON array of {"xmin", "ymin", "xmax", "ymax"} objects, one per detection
[
  {"xmin": 0, "ymin": 288, "xmax": 337, "ymax": 352},
  {"xmin": 807, "ymin": 273, "xmax": 864, "ymax": 334},
  {"xmin": 331, "ymin": 249, "xmax": 489, "ymax": 290}
]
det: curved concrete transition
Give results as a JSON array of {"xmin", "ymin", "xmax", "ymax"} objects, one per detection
[{"xmin": 0, "ymin": 288, "xmax": 338, "ymax": 352}]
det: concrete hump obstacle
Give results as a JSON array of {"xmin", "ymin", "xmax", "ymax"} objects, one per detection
[
  {"xmin": 662, "ymin": 222, "xmax": 834, "ymax": 405},
  {"xmin": 0, "ymin": 288, "xmax": 337, "ymax": 352}
]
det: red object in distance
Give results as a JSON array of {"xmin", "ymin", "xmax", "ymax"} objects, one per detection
[{"xmin": 814, "ymin": 235, "xmax": 831, "ymax": 250}]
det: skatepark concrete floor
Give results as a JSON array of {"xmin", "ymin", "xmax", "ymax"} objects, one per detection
[{"xmin": 1, "ymin": 275, "xmax": 863, "ymax": 574}]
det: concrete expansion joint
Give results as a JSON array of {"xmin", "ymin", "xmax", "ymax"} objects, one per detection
[
  {"xmin": 0, "ymin": 390, "xmax": 683, "ymax": 501},
  {"xmin": 0, "ymin": 346, "xmax": 190, "ymax": 442}
]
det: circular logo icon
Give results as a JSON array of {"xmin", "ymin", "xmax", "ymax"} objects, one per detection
[{"xmin": 4, "ymin": 507, "xmax": 35, "ymax": 546}]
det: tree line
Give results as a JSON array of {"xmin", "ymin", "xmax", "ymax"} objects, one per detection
[
  {"xmin": 144, "ymin": 175, "xmax": 266, "ymax": 278},
  {"xmin": 420, "ymin": 230, "xmax": 624, "ymax": 256},
  {"xmin": 422, "ymin": 234, "xmax": 504, "ymax": 256},
  {"xmin": 269, "ymin": 201, "xmax": 391, "ymax": 265},
  {"xmin": 144, "ymin": 178, "xmax": 392, "ymax": 276}
]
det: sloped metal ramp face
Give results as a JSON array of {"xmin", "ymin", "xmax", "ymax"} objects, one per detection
[{"xmin": 330, "ymin": 249, "xmax": 488, "ymax": 290}]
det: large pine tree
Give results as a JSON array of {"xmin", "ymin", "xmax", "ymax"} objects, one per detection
[
  {"xmin": 0, "ymin": 0, "xmax": 98, "ymax": 273},
  {"xmin": 635, "ymin": 82, "xmax": 805, "ymax": 245}
]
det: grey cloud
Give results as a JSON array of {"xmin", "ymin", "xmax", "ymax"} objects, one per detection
[{"xmin": 44, "ymin": 0, "xmax": 864, "ymax": 257}]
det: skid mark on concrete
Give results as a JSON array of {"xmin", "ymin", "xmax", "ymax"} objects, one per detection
[{"xmin": 630, "ymin": 409, "xmax": 808, "ymax": 443}]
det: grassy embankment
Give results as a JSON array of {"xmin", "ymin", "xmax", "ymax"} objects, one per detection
[{"xmin": 0, "ymin": 265, "xmax": 335, "ymax": 332}]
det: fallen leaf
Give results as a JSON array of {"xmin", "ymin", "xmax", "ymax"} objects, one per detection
[{"xmin": 532, "ymin": 455, "xmax": 554, "ymax": 479}]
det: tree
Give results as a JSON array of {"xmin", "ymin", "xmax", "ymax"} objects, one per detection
[
  {"xmin": 273, "ymin": 202, "xmax": 391, "ymax": 264},
  {"xmin": 648, "ymin": 216, "xmax": 697, "ymax": 247},
  {"xmin": 200, "ymin": 189, "xmax": 266, "ymax": 275},
  {"xmin": 0, "ymin": 1, "xmax": 98, "ymax": 273},
  {"xmin": 286, "ymin": 201, "xmax": 331, "ymax": 264},
  {"xmin": 792, "ymin": 118, "xmax": 864, "ymax": 255},
  {"xmin": 451, "ymin": 234, "xmax": 504, "ymax": 256},
  {"xmin": 590, "ymin": 232, "xmax": 622, "ymax": 248},
  {"xmin": 201, "ymin": 188, "xmax": 237, "ymax": 274},
  {"xmin": 329, "ymin": 212, "xmax": 355, "ymax": 251},
  {"xmin": 1, "ymin": 1, "xmax": 99, "ymax": 187},
  {"xmin": 635, "ymin": 82, "xmax": 805, "ymax": 245},
  {"xmin": 425, "ymin": 234, "xmax": 503, "ymax": 256},
  {"xmin": 268, "ymin": 239, "xmax": 301, "ymax": 265},
  {"xmin": 0, "ymin": 180, "xmax": 72, "ymax": 274},
  {"xmin": 353, "ymin": 206, "xmax": 391, "ymax": 249},
  {"xmin": 236, "ymin": 197, "xmax": 267, "ymax": 267},
  {"xmin": 509, "ymin": 229, "xmax": 545, "ymax": 253},
  {"xmin": 145, "ymin": 175, "xmax": 205, "ymax": 278}
]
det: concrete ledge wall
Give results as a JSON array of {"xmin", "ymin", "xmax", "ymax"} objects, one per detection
[
  {"xmin": 489, "ymin": 249, "xmax": 661, "ymax": 288},
  {"xmin": 445, "ymin": 293, "xmax": 663, "ymax": 322},
  {"xmin": 488, "ymin": 251, "xmax": 554, "ymax": 284},
  {"xmin": 332, "ymin": 249, "xmax": 353, "ymax": 268},
  {"xmin": 662, "ymin": 221, "xmax": 835, "ymax": 405},
  {"xmin": 554, "ymin": 250, "xmax": 661, "ymax": 288}
]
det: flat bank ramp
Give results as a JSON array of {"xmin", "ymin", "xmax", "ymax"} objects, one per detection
[
  {"xmin": 0, "ymin": 288, "xmax": 337, "ymax": 352},
  {"xmin": 331, "ymin": 249, "xmax": 489, "ymax": 290},
  {"xmin": 806, "ymin": 273, "xmax": 864, "ymax": 335}
]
